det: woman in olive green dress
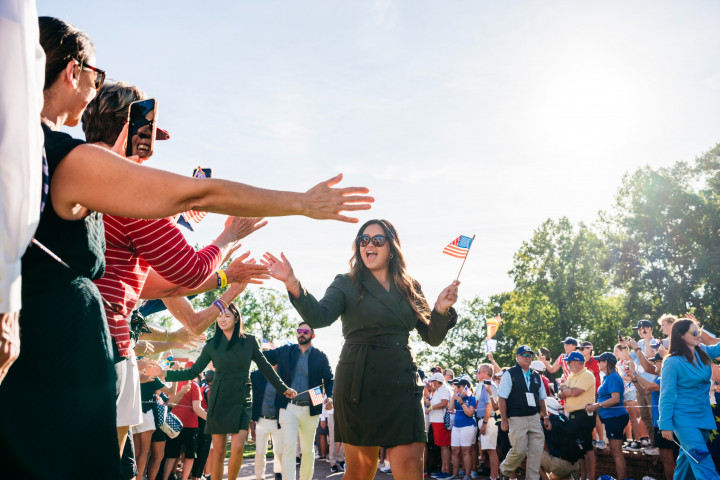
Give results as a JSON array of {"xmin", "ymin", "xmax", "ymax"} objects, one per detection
[
  {"xmin": 148, "ymin": 302, "xmax": 296, "ymax": 480},
  {"xmin": 263, "ymin": 219, "xmax": 460, "ymax": 480}
]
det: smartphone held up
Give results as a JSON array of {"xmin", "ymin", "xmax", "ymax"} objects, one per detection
[{"xmin": 126, "ymin": 98, "xmax": 170, "ymax": 159}]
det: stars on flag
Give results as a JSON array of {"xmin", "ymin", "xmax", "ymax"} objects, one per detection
[{"xmin": 443, "ymin": 235, "xmax": 473, "ymax": 259}]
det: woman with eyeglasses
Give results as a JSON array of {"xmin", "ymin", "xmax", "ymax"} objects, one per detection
[
  {"xmin": 263, "ymin": 219, "xmax": 459, "ymax": 480},
  {"xmin": 146, "ymin": 302, "xmax": 296, "ymax": 480},
  {"xmin": 658, "ymin": 318, "xmax": 720, "ymax": 480},
  {"xmin": 0, "ymin": 16, "xmax": 372, "ymax": 480}
]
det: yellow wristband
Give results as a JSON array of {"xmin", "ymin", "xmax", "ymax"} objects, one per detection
[{"xmin": 217, "ymin": 270, "xmax": 228, "ymax": 288}]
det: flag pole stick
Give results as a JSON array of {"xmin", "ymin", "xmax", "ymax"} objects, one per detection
[
  {"xmin": 672, "ymin": 439, "xmax": 700, "ymax": 464},
  {"xmin": 456, "ymin": 235, "xmax": 476, "ymax": 282}
]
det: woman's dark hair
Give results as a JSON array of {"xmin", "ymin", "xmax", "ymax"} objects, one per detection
[
  {"xmin": 348, "ymin": 219, "xmax": 432, "ymax": 324},
  {"xmin": 599, "ymin": 357, "xmax": 617, "ymax": 376},
  {"xmin": 212, "ymin": 302, "xmax": 245, "ymax": 350},
  {"xmin": 39, "ymin": 17, "xmax": 95, "ymax": 90},
  {"xmin": 82, "ymin": 82, "xmax": 145, "ymax": 145},
  {"xmin": 668, "ymin": 318, "xmax": 710, "ymax": 366}
]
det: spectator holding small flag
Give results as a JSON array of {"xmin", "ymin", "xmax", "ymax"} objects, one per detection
[
  {"xmin": 262, "ymin": 323, "xmax": 334, "ymax": 480},
  {"xmin": 263, "ymin": 219, "xmax": 459, "ymax": 480}
]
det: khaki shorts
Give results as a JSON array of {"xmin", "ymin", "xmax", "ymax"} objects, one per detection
[
  {"xmin": 478, "ymin": 419, "xmax": 498, "ymax": 450},
  {"xmin": 541, "ymin": 450, "xmax": 579, "ymax": 478}
]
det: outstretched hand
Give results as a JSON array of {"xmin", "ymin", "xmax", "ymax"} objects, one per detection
[
  {"xmin": 435, "ymin": 280, "xmax": 460, "ymax": 314},
  {"xmin": 222, "ymin": 216, "xmax": 268, "ymax": 244},
  {"xmin": 303, "ymin": 174, "xmax": 374, "ymax": 223},
  {"xmin": 262, "ymin": 252, "xmax": 296, "ymax": 285},
  {"xmin": 224, "ymin": 251, "xmax": 270, "ymax": 285}
]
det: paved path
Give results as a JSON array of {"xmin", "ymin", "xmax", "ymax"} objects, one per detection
[{"xmin": 229, "ymin": 456, "xmax": 394, "ymax": 480}]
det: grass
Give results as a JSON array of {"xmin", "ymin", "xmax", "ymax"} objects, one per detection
[{"xmin": 223, "ymin": 439, "xmax": 275, "ymax": 459}]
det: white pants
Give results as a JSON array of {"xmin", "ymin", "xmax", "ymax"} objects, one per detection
[
  {"xmin": 255, "ymin": 417, "xmax": 283, "ymax": 480},
  {"xmin": 327, "ymin": 413, "xmax": 345, "ymax": 463},
  {"xmin": 279, "ymin": 404, "xmax": 320, "ymax": 480}
]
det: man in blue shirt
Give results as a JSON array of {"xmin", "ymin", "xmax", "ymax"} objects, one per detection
[
  {"xmin": 264, "ymin": 323, "xmax": 334, "ymax": 480},
  {"xmin": 498, "ymin": 345, "xmax": 551, "ymax": 480}
]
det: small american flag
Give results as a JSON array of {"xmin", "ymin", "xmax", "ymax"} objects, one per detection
[
  {"xmin": 181, "ymin": 167, "xmax": 210, "ymax": 224},
  {"xmin": 261, "ymin": 338, "xmax": 275, "ymax": 350},
  {"xmin": 309, "ymin": 386, "xmax": 324, "ymax": 406},
  {"xmin": 443, "ymin": 235, "xmax": 473, "ymax": 259}
]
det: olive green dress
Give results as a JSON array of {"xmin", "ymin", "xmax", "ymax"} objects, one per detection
[
  {"xmin": 290, "ymin": 271, "xmax": 457, "ymax": 447},
  {"xmin": 166, "ymin": 334, "xmax": 289, "ymax": 433}
]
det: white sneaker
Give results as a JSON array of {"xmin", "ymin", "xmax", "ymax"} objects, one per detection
[
  {"xmin": 642, "ymin": 476, "xmax": 658, "ymax": 480},
  {"xmin": 643, "ymin": 447, "xmax": 660, "ymax": 456}
]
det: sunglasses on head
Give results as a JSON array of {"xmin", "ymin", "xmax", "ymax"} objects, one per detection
[
  {"xmin": 297, "ymin": 328, "xmax": 311, "ymax": 335},
  {"xmin": 227, "ymin": 303, "xmax": 240, "ymax": 321},
  {"xmin": 73, "ymin": 58, "xmax": 106, "ymax": 90},
  {"xmin": 357, "ymin": 234, "xmax": 387, "ymax": 248}
]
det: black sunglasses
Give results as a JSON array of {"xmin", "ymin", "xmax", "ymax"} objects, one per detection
[
  {"xmin": 357, "ymin": 234, "xmax": 387, "ymax": 247},
  {"xmin": 74, "ymin": 58, "xmax": 106, "ymax": 90}
]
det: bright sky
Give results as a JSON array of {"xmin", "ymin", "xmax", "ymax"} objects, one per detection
[{"xmin": 38, "ymin": 1, "xmax": 720, "ymax": 368}]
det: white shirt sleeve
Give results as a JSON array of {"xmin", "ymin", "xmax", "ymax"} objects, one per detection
[{"xmin": 0, "ymin": 0, "xmax": 45, "ymax": 312}]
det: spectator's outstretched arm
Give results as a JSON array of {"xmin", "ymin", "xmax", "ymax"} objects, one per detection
[{"xmin": 161, "ymin": 283, "xmax": 247, "ymax": 335}]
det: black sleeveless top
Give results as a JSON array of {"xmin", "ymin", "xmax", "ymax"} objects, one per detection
[
  {"xmin": 20, "ymin": 124, "xmax": 105, "ymax": 293},
  {"xmin": 0, "ymin": 124, "xmax": 119, "ymax": 479}
]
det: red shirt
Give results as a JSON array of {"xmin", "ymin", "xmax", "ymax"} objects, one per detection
[
  {"xmin": 94, "ymin": 216, "xmax": 222, "ymax": 357},
  {"xmin": 585, "ymin": 358, "xmax": 601, "ymax": 392},
  {"xmin": 557, "ymin": 354, "xmax": 571, "ymax": 380},
  {"xmin": 173, "ymin": 381, "xmax": 202, "ymax": 429}
]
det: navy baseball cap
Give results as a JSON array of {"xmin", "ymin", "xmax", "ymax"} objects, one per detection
[
  {"xmin": 594, "ymin": 352, "xmax": 617, "ymax": 364},
  {"xmin": 565, "ymin": 351, "xmax": 585, "ymax": 363},
  {"xmin": 516, "ymin": 345, "xmax": 533, "ymax": 356},
  {"xmin": 561, "ymin": 337, "xmax": 578, "ymax": 346},
  {"xmin": 632, "ymin": 320, "xmax": 653, "ymax": 330},
  {"xmin": 579, "ymin": 341, "xmax": 593, "ymax": 349},
  {"xmin": 456, "ymin": 378, "xmax": 472, "ymax": 388}
]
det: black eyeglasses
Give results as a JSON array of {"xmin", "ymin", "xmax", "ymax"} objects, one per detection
[
  {"xmin": 297, "ymin": 328, "xmax": 311, "ymax": 335},
  {"xmin": 74, "ymin": 58, "xmax": 106, "ymax": 90},
  {"xmin": 357, "ymin": 234, "xmax": 387, "ymax": 247}
]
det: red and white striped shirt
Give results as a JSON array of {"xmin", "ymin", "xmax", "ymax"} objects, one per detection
[{"xmin": 94, "ymin": 215, "xmax": 222, "ymax": 357}]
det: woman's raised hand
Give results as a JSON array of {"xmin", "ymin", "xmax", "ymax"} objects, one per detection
[
  {"xmin": 435, "ymin": 280, "xmax": 460, "ymax": 314},
  {"xmin": 262, "ymin": 252, "xmax": 295, "ymax": 284},
  {"xmin": 139, "ymin": 359, "xmax": 164, "ymax": 378},
  {"xmin": 284, "ymin": 388, "xmax": 298, "ymax": 399},
  {"xmin": 224, "ymin": 251, "xmax": 270, "ymax": 285},
  {"xmin": 302, "ymin": 173, "xmax": 374, "ymax": 223}
]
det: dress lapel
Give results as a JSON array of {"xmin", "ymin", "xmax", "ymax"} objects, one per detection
[{"xmin": 361, "ymin": 273, "xmax": 405, "ymax": 322}]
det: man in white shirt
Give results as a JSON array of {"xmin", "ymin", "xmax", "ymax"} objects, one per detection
[{"xmin": 0, "ymin": 0, "xmax": 45, "ymax": 384}]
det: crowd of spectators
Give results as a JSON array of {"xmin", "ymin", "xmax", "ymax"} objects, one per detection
[{"xmin": 414, "ymin": 314, "xmax": 720, "ymax": 480}]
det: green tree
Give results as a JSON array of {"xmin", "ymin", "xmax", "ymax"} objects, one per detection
[{"xmin": 504, "ymin": 217, "xmax": 622, "ymax": 357}]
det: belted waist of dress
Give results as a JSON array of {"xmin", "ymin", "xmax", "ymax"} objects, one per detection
[
  {"xmin": 213, "ymin": 372, "xmax": 249, "ymax": 381},
  {"xmin": 344, "ymin": 333, "xmax": 410, "ymax": 347},
  {"xmin": 344, "ymin": 334, "xmax": 411, "ymax": 405}
]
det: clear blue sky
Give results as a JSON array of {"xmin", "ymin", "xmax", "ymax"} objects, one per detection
[{"xmin": 38, "ymin": 0, "xmax": 720, "ymax": 368}]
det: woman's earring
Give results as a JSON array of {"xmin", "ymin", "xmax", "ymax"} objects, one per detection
[{"xmin": 390, "ymin": 254, "xmax": 394, "ymax": 259}]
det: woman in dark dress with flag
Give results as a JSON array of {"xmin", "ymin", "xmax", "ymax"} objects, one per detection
[{"xmin": 263, "ymin": 219, "xmax": 460, "ymax": 480}]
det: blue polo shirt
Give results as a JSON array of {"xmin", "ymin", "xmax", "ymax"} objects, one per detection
[{"xmin": 597, "ymin": 371, "xmax": 627, "ymax": 419}]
